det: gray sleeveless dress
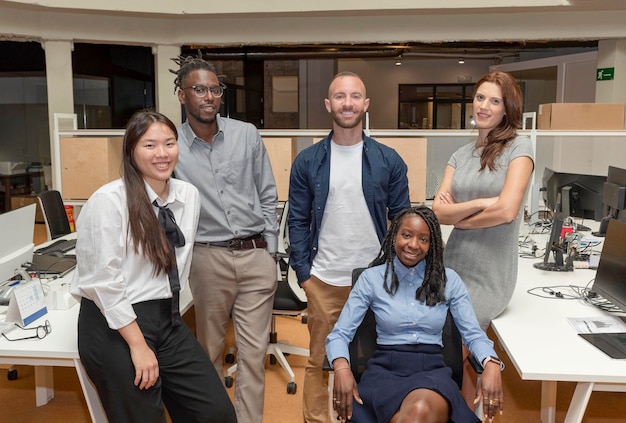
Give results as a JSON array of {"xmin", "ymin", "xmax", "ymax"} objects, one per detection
[{"xmin": 442, "ymin": 135, "xmax": 534, "ymax": 329}]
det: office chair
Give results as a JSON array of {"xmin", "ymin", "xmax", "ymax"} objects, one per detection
[
  {"xmin": 37, "ymin": 190, "xmax": 71, "ymax": 241},
  {"xmin": 324, "ymin": 268, "xmax": 483, "ymax": 421},
  {"xmin": 225, "ymin": 202, "xmax": 309, "ymax": 394}
]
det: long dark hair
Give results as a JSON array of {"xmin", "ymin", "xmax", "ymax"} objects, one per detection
[
  {"xmin": 474, "ymin": 71, "xmax": 523, "ymax": 171},
  {"xmin": 123, "ymin": 109, "xmax": 178, "ymax": 276},
  {"xmin": 370, "ymin": 206, "xmax": 447, "ymax": 306}
]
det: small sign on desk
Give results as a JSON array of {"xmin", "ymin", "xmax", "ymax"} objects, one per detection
[{"xmin": 6, "ymin": 280, "xmax": 47, "ymax": 326}]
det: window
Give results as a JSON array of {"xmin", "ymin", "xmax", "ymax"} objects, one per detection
[{"xmin": 398, "ymin": 83, "xmax": 474, "ymax": 129}]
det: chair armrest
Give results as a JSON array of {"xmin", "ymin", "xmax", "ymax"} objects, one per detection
[
  {"xmin": 322, "ymin": 355, "xmax": 332, "ymax": 372},
  {"xmin": 468, "ymin": 355, "xmax": 483, "ymax": 374}
]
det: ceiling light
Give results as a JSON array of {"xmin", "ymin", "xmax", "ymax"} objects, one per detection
[{"xmin": 458, "ymin": 58, "xmax": 465, "ymax": 64}]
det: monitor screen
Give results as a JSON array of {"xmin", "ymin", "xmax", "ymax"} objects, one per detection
[
  {"xmin": 0, "ymin": 204, "xmax": 36, "ymax": 283},
  {"xmin": 542, "ymin": 167, "xmax": 606, "ymax": 221},
  {"xmin": 605, "ymin": 165, "xmax": 626, "ymax": 223},
  {"xmin": 592, "ymin": 219, "xmax": 626, "ymax": 312}
]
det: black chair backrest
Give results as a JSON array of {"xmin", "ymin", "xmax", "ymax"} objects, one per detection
[
  {"xmin": 273, "ymin": 277, "xmax": 307, "ymax": 312},
  {"xmin": 37, "ymin": 190, "xmax": 71, "ymax": 240},
  {"xmin": 349, "ymin": 268, "xmax": 464, "ymax": 389}
]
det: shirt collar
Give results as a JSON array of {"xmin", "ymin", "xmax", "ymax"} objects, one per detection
[
  {"xmin": 181, "ymin": 116, "xmax": 225, "ymax": 147},
  {"xmin": 144, "ymin": 179, "xmax": 179, "ymax": 207},
  {"xmin": 392, "ymin": 256, "xmax": 427, "ymax": 282}
]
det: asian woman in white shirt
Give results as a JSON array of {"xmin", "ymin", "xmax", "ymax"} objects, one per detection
[{"xmin": 70, "ymin": 110, "xmax": 236, "ymax": 423}]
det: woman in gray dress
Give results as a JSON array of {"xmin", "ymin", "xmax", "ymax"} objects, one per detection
[{"xmin": 432, "ymin": 70, "xmax": 534, "ymax": 404}]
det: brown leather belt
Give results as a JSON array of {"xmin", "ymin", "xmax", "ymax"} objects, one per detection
[{"xmin": 200, "ymin": 234, "xmax": 267, "ymax": 250}]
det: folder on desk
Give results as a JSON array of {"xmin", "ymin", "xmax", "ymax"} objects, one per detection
[
  {"xmin": 579, "ymin": 332, "xmax": 626, "ymax": 359},
  {"xmin": 26, "ymin": 254, "xmax": 76, "ymax": 277}
]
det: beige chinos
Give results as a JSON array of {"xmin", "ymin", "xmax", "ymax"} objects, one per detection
[{"xmin": 189, "ymin": 244, "xmax": 277, "ymax": 423}]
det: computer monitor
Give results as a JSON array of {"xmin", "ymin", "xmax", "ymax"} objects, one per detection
[
  {"xmin": 533, "ymin": 211, "xmax": 573, "ymax": 272},
  {"xmin": 542, "ymin": 167, "xmax": 607, "ymax": 222},
  {"xmin": 591, "ymin": 166, "xmax": 626, "ymax": 236},
  {"xmin": 0, "ymin": 204, "xmax": 36, "ymax": 283},
  {"xmin": 591, "ymin": 219, "xmax": 626, "ymax": 312}
]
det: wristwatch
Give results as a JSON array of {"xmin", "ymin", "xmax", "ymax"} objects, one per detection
[{"xmin": 483, "ymin": 356, "xmax": 505, "ymax": 371}]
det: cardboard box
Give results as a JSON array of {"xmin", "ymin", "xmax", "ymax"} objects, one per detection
[
  {"xmin": 537, "ymin": 103, "xmax": 625, "ymax": 130},
  {"xmin": 11, "ymin": 194, "xmax": 45, "ymax": 223},
  {"xmin": 60, "ymin": 136, "xmax": 123, "ymax": 200}
]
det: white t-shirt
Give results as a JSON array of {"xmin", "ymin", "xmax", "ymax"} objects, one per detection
[{"xmin": 311, "ymin": 141, "xmax": 380, "ymax": 287}]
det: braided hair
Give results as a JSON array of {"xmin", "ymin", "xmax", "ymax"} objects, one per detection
[
  {"xmin": 370, "ymin": 206, "xmax": 447, "ymax": 306},
  {"xmin": 169, "ymin": 51, "xmax": 220, "ymax": 93}
]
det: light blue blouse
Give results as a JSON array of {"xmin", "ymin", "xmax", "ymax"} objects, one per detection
[{"xmin": 326, "ymin": 258, "xmax": 498, "ymax": 367}]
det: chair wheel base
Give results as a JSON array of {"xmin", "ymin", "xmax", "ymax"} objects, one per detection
[
  {"xmin": 287, "ymin": 382, "xmax": 297, "ymax": 394},
  {"xmin": 225, "ymin": 376, "xmax": 234, "ymax": 388}
]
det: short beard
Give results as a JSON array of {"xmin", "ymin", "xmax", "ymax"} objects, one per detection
[
  {"xmin": 332, "ymin": 110, "xmax": 364, "ymax": 129},
  {"xmin": 188, "ymin": 110, "xmax": 216, "ymax": 125}
]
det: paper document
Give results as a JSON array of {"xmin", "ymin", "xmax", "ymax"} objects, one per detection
[{"xmin": 568, "ymin": 316, "xmax": 626, "ymax": 334}]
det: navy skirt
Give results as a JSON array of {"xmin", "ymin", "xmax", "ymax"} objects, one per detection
[{"xmin": 351, "ymin": 344, "xmax": 480, "ymax": 423}]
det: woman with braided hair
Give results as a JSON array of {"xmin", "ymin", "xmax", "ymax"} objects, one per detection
[{"xmin": 326, "ymin": 206, "xmax": 503, "ymax": 423}]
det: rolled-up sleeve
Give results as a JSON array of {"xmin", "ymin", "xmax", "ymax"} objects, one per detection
[
  {"xmin": 71, "ymin": 190, "xmax": 136, "ymax": 329},
  {"xmin": 326, "ymin": 272, "xmax": 372, "ymax": 366}
]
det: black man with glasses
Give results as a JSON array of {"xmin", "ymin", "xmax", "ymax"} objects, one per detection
[{"xmin": 173, "ymin": 54, "xmax": 278, "ymax": 423}]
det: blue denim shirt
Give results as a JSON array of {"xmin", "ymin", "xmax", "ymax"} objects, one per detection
[{"xmin": 288, "ymin": 131, "xmax": 410, "ymax": 284}]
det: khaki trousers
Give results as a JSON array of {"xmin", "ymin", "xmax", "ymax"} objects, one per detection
[
  {"xmin": 303, "ymin": 275, "xmax": 351, "ymax": 423},
  {"xmin": 189, "ymin": 244, "xmax": 277, "ymax": 423}
]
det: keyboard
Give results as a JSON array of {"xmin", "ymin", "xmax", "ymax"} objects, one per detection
[{"xmin": 34, "ymin": 238, "xmax": 77, "ymax": 255}]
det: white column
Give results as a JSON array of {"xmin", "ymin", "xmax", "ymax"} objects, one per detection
[
  {"xmin": 595, "ymin": 39, "xmax": 626, "ymax": 103},
  {"xmin": 594, "ymin": 40, "xmax": 626, "ymax": 173},
  {"xmin": 43, "ymin": 40, "xmax": 74, "ymax": 191},
  {"xmin": 154, "ymin": 45, "xmax": 182, "ymax": 124}
]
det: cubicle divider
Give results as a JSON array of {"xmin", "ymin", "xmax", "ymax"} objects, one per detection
[
  {"xmin": 378, "ymin": 137, "xmax": 427, "ymax": 204},
  {"xmin": 261, "ymin": 137, "xmax": 297, "ymax": 202},
  {"xmin": 60, "ymin": 136, "xmax": 123, "ymax": 201},
  {"xmin": 57, "ymin": 134, "xmax": 427, "ymax": 205}
]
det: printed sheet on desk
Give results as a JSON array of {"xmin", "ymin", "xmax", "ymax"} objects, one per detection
[
  {"xmin": 0, "ymin": 305, "xmax": 11, "ymax": 334},
  {"xmin": 44, "ymin": 277, "xmax": 78, "ymax": 310}
]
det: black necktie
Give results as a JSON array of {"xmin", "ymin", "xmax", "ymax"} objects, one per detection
[{"xmin": 152, "ymin": 200, "xmax": 185, "ymax": 326}]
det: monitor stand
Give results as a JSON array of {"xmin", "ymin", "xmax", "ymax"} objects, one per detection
[
  {"xmin": 533, "ymin": 261, "xmax": 573, "ymax": 272},
  {"xmin": 592, "ymin": 217, "xmax": 610, "ymax": 237},
  {"xmin": 533, "ymin": 247, "xmax": 574, "ymax": 272}
]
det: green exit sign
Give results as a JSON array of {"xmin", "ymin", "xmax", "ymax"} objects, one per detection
[{"xmin": 597, "ymin": 67, "xmax": 615, "ymax": 81}]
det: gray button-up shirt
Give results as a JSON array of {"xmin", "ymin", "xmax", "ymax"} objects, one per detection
[{"xmin": 175, "ymin": 117, "xmax": 278, "ymax": 253}]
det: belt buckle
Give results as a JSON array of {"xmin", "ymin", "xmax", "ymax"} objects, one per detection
[{"xmin": 228, "ymin": 239, "xmax": 243, "ymax": 249}]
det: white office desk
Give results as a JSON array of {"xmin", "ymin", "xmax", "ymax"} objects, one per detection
[
  {"xmin": 491, "ymin": 226, "xmax": 626, "ymax": 423},
  {"xmin": 0, "ymin": 234, "xmax": 194, "ymax": 423}
]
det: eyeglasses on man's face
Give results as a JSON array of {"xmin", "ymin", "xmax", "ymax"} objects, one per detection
[
  {"xmin": 181, "ymin": 84, "xmax": 225, "ymax": 98},
  {"xmin": 2, "ymin": 320, "xmax": 52, "ymax": 341}
]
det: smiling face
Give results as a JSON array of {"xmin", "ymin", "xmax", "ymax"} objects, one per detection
[
  {"xmin": 324, "ymin": 75, "xmax": 370, "ymax": 129},
  {"xmin": 472, "ymin": 81, "xmax": 505, "ymax": 133},
  {"xmin": 132, "ymin": 122, "xmax": 178, "ymax": 191},
  {"xmin": 178, "ymin": 69, "xmax": 222, "ymax": 127},
  {"xmin": 394, "ymin": 214, "xmax": 431, "ymax": 268}
]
